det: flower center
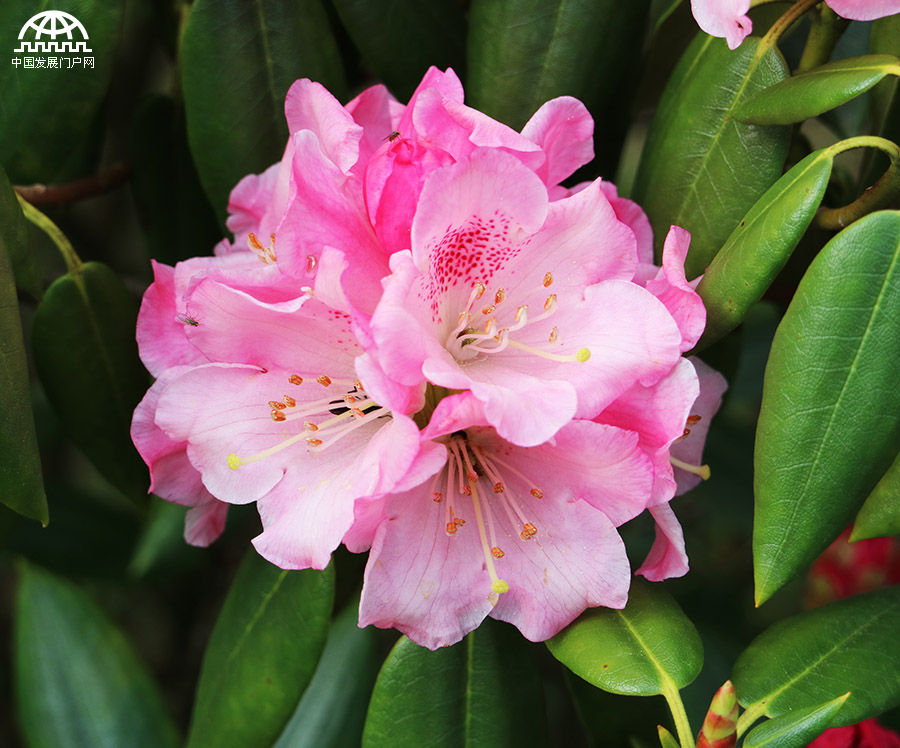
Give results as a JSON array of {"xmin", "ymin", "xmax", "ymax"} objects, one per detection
[
  {"xmin": 431, "ymin": 434, "xmax": 545, "ymax": 602},
  {"xmin": 226, "ymin": 373, "xmax": 389, "ymax": 469},
  {"xmin": 444, "ymin": 274, "xmax": 591, "ymax": 366}
]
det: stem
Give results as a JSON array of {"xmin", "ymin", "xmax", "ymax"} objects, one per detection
[
  {"xmin": 796, "ymin": 6, "xmax": 846, "ymax": 73},
  {"xmin": 661, "ymin": 681, "xmax": 695, "ymax": 748},
  {"xmin": 760, "ymin": 0, "xmax": 821, "ymax": 53},
  {"xmin": 817, "ymin": 136, "xmax": 900, "ymax": 230},
  {"xmin": 735, "ymin": 702, "xmax": 768, "ymax": 738},
  {"xmin": 16, "ymin": 194, "xmax": 82, "ymax": 275},
  {"xmin": 14, "ymin": 162, "xmax": 130, "ymax": 206}
]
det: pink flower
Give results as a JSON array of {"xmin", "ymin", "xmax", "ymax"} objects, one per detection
[
  {"xmin": 809, "ymin": 719, "xmax": 900, "ymax": 748},
  {"xmin": 691, "ymin": 0, "xmax": 900, "ymax": 50},
  {"xmin": 806, "ymin": 528, "xmax": 900, "ymax": 607}
]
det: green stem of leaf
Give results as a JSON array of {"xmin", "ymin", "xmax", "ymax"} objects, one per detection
[
  {"xmin": 735, "ymin": 702, "xmax": 768, "ymax": 738},
  {"xmin": 817, "ymin": 136, "xmax": 900, "ymax": 230},
  {"xmin": 16, "ymin": 194, "xmax": 82, "ymax": 275},
  {"xmin": 661, "ymin": 680, "xmax": 695, "ymax": 748},
  {"xmin": 796, "ymin": 6, "xmax": 845, "ymax": 73},
  {"xmin": 760, "ymin": 0, "xmax": 821, "ymax": 54}
]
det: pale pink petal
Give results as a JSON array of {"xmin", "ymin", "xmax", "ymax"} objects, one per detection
[
  {"xmin": 345, "ymin": 83, "xmax": 405, "ymax": 169},
  {"xmin": 284, "ymin": 79, "xmax": 363, "ymax": 173},
  {"xmin": 355, "ymin": 352, "xmax": 425, "ymax": 416},
  {"xmin": 599, "ymin": 181, "xmax": 654, "ymax": 265},
  {"xmin": 635, "ymin": 503, "xmax": 689, "ymax": 581},
  {"xmin": 691, "ymin": 0, "xmax": 752, "ymax": 49},
  {"xmin": 184, "ymin": 500, "xmax": 228, "ymax": 547},
  {"xmin": 826, "ymin": 0, "xmax": 900, "ymax": 20},
  {"xmin": 672, "ymin": 357, "xmax": 728, "ymax": 494},
  {"xmin": 521, "ymin": 96, "xmax": 594, "ymax": 187},
  {"xmin": 223, "ymin": 163, "xmax": 280, "ymax": 251},
  {"xmin": 344, "ymin": 495, "xmax": 388, "ymax": 553},
  {"xmin": 421, "ymin": 392, "xmax": 492, "ymax": 438}
]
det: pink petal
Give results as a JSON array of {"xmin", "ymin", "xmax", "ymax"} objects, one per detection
[
  {"xmin": 635, "ymin": 502, "xmax": 689, "ymax": 581},
  {"xmin": 690, "ymin": 0, "xmax": 752, "ymax": 49},
  {"xmin": 185, "ymin": 500, "xmax": 228, "ymax": 547},
  {"xmin": 355, "ymin": 352, "xmax": 425, "ymax": 416},
  {"xmin": 284, "ymin": 79, "xmax": 363, "ymax": 174},
  {"xmin": 599, "ymin": 181, "xmax": 654, "ymax": 265},
  {"xmin": 345, "ymin": 83, "xmax": 405, "ymax": 170},
  {"xmin": 521, "ymin": 96, "xmax": 594, "ymax": 187},
  {"xmin": 224, "ymin": 163, "xmax": 280, "ymax": 251},
  {"xmin": 825, "ymin": 0, "xmax": 900, "ymax": 20}
]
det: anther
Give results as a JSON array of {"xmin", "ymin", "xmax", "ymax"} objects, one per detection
[
  {"xmin": 521, "ymin": 522, "xmax": 537, "ymax": 539},
  {"xmin": 269, "ymin": 400, "xmax": 286, "ymax": 410},
  {"xmin": 549, "ymin": 326, "xmax": 559, "ymax": 343},
  {"xmin": 687, "ymin": 415, "xmax": 702, "ymax": 425},
  {"xmin": 354, "ymin": 380, "xmax": 365, "ymax": 392},
  {"xmin": 432, "ymin": 492, "xmax": 443, "ymax": 503},
  {"xmin": 351, "ymin": 408, "xmax": 366, "ymax": 418},
  {"xmin": 316, "ymin": 375, "xmax": 332, "ymax": 387},
  {"xmin": 227, "ymin": 453, "xmax": 240, "ymax": 470},
  {"xmin": 494, "ymin": 288, "xmax": 506, "ymax": 304},
  {"xmin": 305, "ymin": 255, "xmax": 317, "ymax": 275},
  {"xmin": 544, "ymin": 294, "xmax": 557, "ymax": 311},
  {"xmin": 530, "ymin": 488, "xmax": 543, "ymax": 498},
  {"xmin": 463, "ymin": 484, "xmax": 472, "ymax": 496},
  {"xmin": 283, "ymin": 395, "xmax": 296, "ymax": 407},
  {"xmin": 454, "ymin": 517, "xmax": 466, "ymax": 527},
  {"xmin": 515, "ymin": 305, "xmax": 527, "ymax": 322},
  {"xmin": 289, "ymin": 374, "xmax": 303, "ymax": 385},
  {"xmin": 307, "ymin": 438, "xmax": 323, "ymax": 447},
  {"xmin": 491, "ymin": 546, "xmax": 505, "ymax": 558},
  {"xmin": 481, "ymin": 305, "xmax": 496, "ymax": 315},
  {"xmin": 271, "ymin": 410, "xmax": 286, "ymax": 422},
  {"xmin": 474, "ymin": 282, "xmax": 486, "ymax": 299},
  {"xmin": 446, "ymin": 522, "xmax": 458, "ymax": 534},
  {"xmin": 494, "ymin": 482, "xmax": 505, "ymax": 493},
  {"xmin": 543, "ymin": 272, "xmax": 553, "ymax": 287},
  {"xmin": 303, "ymin": 421, "xmax": 318, "ymax": 431}
]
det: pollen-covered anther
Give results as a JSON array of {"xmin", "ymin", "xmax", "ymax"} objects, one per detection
[
  {"xmin": 305, "ymin": 254, "xmax": 317, "ymax": 275},
  {"xmin": 687, "ymin": 415, "xmax": 702, "ymax": 426},
  {"xmin": 454, "ymin": 517, "xmax": 466, "ymax": 527},
  {"xmin": 316, "ymin": 375, "xmax": 332, "ymax": 387},
  {"xmin": 446, "ymin": 522, "xmax": 458, "ymax": 534},
  {"xmin": 515, "ymin": 305, "xmax": 527, "ymax": 323},
  {"xmin": 432, "ymin": 492, "xmax": 443, "ymax": 503},
  {"xmin": 283, "ymin": 395, "xmax": 296, "ymax": 408},
  {"xmin": 494, "ymin": 288, "xmax": 506, "ymax": 304},
  {"xmin": 548, "ymin": 326, "xmax": 559, "ymax": 344},
  {"xmin": 247, "ymin": 231, "xmax": 277, "ymax": 264},
  {"xmin": 354, "ymin": 380, "xmax": 365, "ymax": 392},
  {"xmin": 343, "ymin": 394, "xmax": 357, "ymax": 405},
  {"xmin": 520, "ymin": 522, "xmax": 538, "ymax": 539},
  {"xmin": 544, "ymin": 293, "xmax": 557, "ymax": 312},
  {"xmin": 530, "ymin": 488, "xmax": 543, "ymax": 499},
  {"xmin": 484, "ymin": 318, "xmax": 497, "ymax": 335},
  {"xmin": 269, "ymin": 400, "xmax": 286, "ymax": 410},
  {"xmin": 481, "ymin": 304, "xmax": 496, "ymax": 315},
  {"xmin": 303, "ymin": 421, "xmax": 318, "ymax": 431},
  {"xmin": 351, "ymin": 408, "xmax": 366, "ymax": 418},
  {"xmin": 463, "ymin": 484, "xmax": 472, "ymax": 496},
  {"xmin": 306, "ymin": 438, "xmax": 323, "ymax": 447},
  {"xmin": 289, "ymin": 374, "xmax": 303, "ymax": 385},
  {"xmin": 491, "ymin": 546, "xmax": 505, "ymax": 558},
  {"xmin": 494, "ymin": 482, "xmax": 505, "ymax": 493},
  {"xmin": 271, "ymin": 410, "xmax": 286, "ymax": 422},
  {"xmin": 474, "ymin": 282, "xmax": 486, "ymax": 299},
  {"xmin": 543, "ymin": 271, "xmax": 553, "ymax": 287}
]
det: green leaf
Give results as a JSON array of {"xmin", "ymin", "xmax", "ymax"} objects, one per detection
[
  {"xmin": 733, "ymin": 588, "xmax": 900, "ymax": 727},
  {"xmin": 330, "ymin": 0, "xmax": 465, "ymax": 101},
  {"xmin": 362, "ymin": 619, "xmax": 547, "ymax": 747},
  {"xmin": 186, "ymin": 552, "xmax": 334, "ymax": 748},
  {"xmin": 0, "ymin": 0, "xmax": 123, "ymax": 183},
  {"xmin": 742, "ymin": 693, "xmax": 849, "ymax": 748},
  {"xmin": 657, "ymin": 725, "xmax": 680, "ymax": 748},
  {"xmin": 734, "ymin": 55, "xmax": 900, "ymax": 125},
  {"xmin": 695, "ymin": 148, "xmax": 833, "ymax": 349},
  {"xmin": 32, "ymin": 261, "xmax": 150, "ymax": 500},
  {"xmin": 632, "ymin": 35, "xmax": 790, "ymax": 277},
  {"xmin": 754, "ymin": 211, "xmax": 900, "ymax": 603},
  {"xmin": 181, "ymin": 0, "xmax": 346, "ymax": 223},
  {"xmin": 852, "ymin": 450, "xmax": 900, "ymax": 541},
  {"xmin": 130, "ymin": 96, "xmax": 220, "ymax": 266},
  {"xmin": 0, "ymin": 186, "xmax": 47, "ymax": 524},
  {"xmin": 546, "ymin": 580, "xmax": 702, "ymax": 696},
  {"xmin": 467, "ymin": 0, "xmax": 649, "ymax": 171},
  {"xmin": 128, "ymin": 498, "xmax": 189, "ymax": 578},
  {"xmin": 273, "ymin": 599, "xmax": 381, "ymax": 748},
  {"xmin": 649, "ymin": 0, "xmax": 684, "ymax": 35},
  {"xmin": 0, "ymin": 166, "xmax": 41, "ymax": 298},
  {"xmin": 14, "ymin": 562, "xmax": 179, "ymax": 748}
]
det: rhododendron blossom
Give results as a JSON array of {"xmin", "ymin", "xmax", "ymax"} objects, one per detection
[
  {"xmin": 691, "ymin": 0, "xmax": 900, "ymax": 50},
  {"xmin": 131, "ymin": 66, "xmax": 722, "ymax": 648}
]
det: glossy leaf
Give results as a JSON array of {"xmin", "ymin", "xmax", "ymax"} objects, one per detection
[
  {"xmin": 362, "ymin": 619, "xmax": 547, "ymax": 747},
  {"xmin": 734, "ymin": 55, "xmax": 900, "ymax": 125},
  {"xmin": 128, "ymin": 498, "xmax": 189, "ymax": 578},
  {"xmin": 657, "ymin": 725, "xmax": 680, "ymax": 748},
  {"xmin": 0, "ymin": 0, "xmax": 122, "ymax": 183},
  {"xmin": 696, "ymin": 148, "xmax": 833, "ymax": 348},
  {"xmin": 851, "ymin": 451, "xmax": 900, "ymax": 541},
  {"xmin": 273, "ymin": 600, "xmax": 381, "ymax": 748},
  {"xmin": 733, "ymin": 587, "xmax": 900, "ymax": 727},
  {"xmin": 0, "ymin": 166, "xmax": 40, "ymax": 298},
  {"xmin": 32, "ymin": 262, "xmax": 149, "ymax": 501},
  {"xmin": 186, "ymin": 552, "xmax": 334, "ymax": 748},
  {"xmin": 0, "ymin": 190, "xmax": 47, "ymax": 523},
  {"xmin": 649, "ymin": 0, "xmax": 684, "ymax": 35},
  {"xmin": 330, "ymin": 0, "xmax": 465, "ymax": 101},
  {"xmin": 14, "ymin": 562, "xmax": 179, "ymax": 748},
  {"xmin": 467, "ymin": 0, "xmax": 648, "ymax": 171},
  {"xmin": 742, "ymin": 693, "xmax": 849, "ymax": 748},
  {"xmin": 754, "ymin": 211, "xmax": 900, "ymax": 603},
  {"xmin": 632, "ymin": 35, "xmax": 790, "ymax": 277},
  {"xmin": 546, "ymin": 580, "xmax": 702, "ymax": 696},
  {"xmin": 181, "ymin": 0, "xmax": 346, "ymax": 223}
]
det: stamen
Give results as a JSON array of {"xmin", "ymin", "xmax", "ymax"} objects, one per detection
[
  {"xmin": 248, "ymin": 232, "xmax": 277, "ymax": 264},
  {"xmin": 470, "ymin": 482, "xmax": 510, "ymax": 597},
  {"xmin": 520, "ymin": 522, "xmax": 537, "ymax": 540},
  {"xmin": 506, "ymin": 339, "xmax": 591, "ymax": 363},
  {"xmin": 283, "ymin": 395, "xmax": 296, "ymax": 408},
  {"xmin": 492, "ymin": 547, "xmax": 505, "ymax": 558},
  {"xmin": 543, "ymin": 272, "xmax": 553, "ymax": 287},
  {"xmin": 303, "ymin": 421, "xmax": 318, "ymax": 431},
  {"xmin": 316, "ymin": 375, "xmax": 332, "ymax": 387},
  {"xmin": 307, "ymin": 438, "xmax": 323, "ymax": 447},
  {"xmin": 305, "ymin": 254, "xmax": 317, "ymax": 275},
  {"xmin": 271, "ymin": 410, "xmax": 286, "ymax": 422},
  {"xmin": 433, "ymin": 493, "xmax": 443, "ymax": 503},
  {"xmin": 269, "ymin": 400, "xmax": 286, "ymax": 410},
  {"xmin": 687, "ymin": 415, "xmax": 702, "ymax": 426},
  {"xmin": 548, "ymin": 326, "xmax": 559, "ymax": 344},
  {"xmin": 670, "ymin": 456, "xmax": 711, "ymax": 480},
  {"xmin": 289, "ymin": 374, "xmax": 303, "ymax": 385},
  {"xmin": 494, "ymin": 288, "xmax": 506, "ymax": 304},
  {"xmin": 481, "ymin": 305, "xmax": 496, "ymax": 316},
  {"xmin": 543, "ymin": 294, "xmax": 557, "ymax": 311},
  {"xmin": 227, "ymin": 430, "xmax": 309, "ymax": 469},
  {"xmin": 531, "ymin": 488, "xmax": 543, "ymax": 499}
]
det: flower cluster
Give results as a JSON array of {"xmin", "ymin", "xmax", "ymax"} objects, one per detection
[{"xmin": 132, "ymin": 68, "xmax": 725, "ymax": 649}]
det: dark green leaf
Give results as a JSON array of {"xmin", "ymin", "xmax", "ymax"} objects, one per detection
[
  {"xmin": 14, "ymin": 562, "xmax": 179, "ymax": 748},
  {"xmin": 696, "ymin": 148, "xmax": 833, "ymax": 348},
  {"xmin": 742, "ymin": 693, "xmax": 848, "ymax": 748},
  {"xmin": 362, "ymin": 619, "xmax": 547, "ymax": 747},
  {"xmin": 0, "ymin": 166, "xmax": 41, "ymax": 298},
  {"xmin": 734, "ymin": 55, "xmax": 900, "ymax": 125},
  {"xmin": 0, "ymin": 187, "xmax": 46, "ymax": 523},
  {"xmin": 649, "ymin": 0, "xmax": 684, "ymax": 35},
  {"xmin": 0, "ymin": 0, "xmax": 123, "ymax": 182},
  {"xmin": 851, "ymin": 450, "xmax": 900, "ymax": 541},
  {"xmin": 130, "ymin": 96, "xmax": 220, "ymax": 265},
  {"xmin": 274, "ymin": 599, "xmax": 381, "ymax": 748},
  {"xmin": 467, "ymin": 0, "xmax": 648, "ymax": 172},
  {"xmin": 181, "ymin": 0, "xmax": 346, "ymax": 223},
  {"xmin": 733, "ymin": 588, "xmax": 900, "ymax": 727},
  {"xmin": 754, "ymin": 211, "xmax": 900, "ymax": 603},
  {"xmin": 632, "ymin": 35, "xmax": 790, "ymax": 276},
  {"xmin": 186, "ymin": 552, "xmax": 334, "ymax": 748},
  {"xmin": 330, "ymin": 0, "xmax": 465, "ymax": 101},
  {"xmin": 547, "ymin": 580, "xmax": 702, "ymax": 696},
  {"xmin": 128, "ymin": 498, "xmax": 189, "ymax": 578},
  {"xmin": 32, "ymin": 261, "xmax": 149, "ymax": 500}
]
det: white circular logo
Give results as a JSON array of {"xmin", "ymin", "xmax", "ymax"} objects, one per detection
[{"xmin": 18, "ymin": 10, "xmax": 89, "ymax": 42}]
